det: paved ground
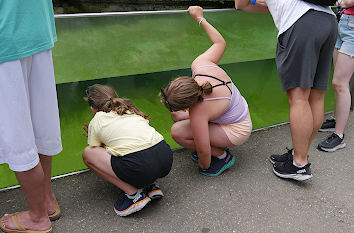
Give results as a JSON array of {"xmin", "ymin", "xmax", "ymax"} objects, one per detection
[{"xmin": 1, "ymin": 113, "xmax": 353, "ymax": 233}]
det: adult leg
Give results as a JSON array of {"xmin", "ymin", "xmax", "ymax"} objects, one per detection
[
  {"xmin": 82, "ymin": 146, "xmax": 137, "ymax": 195},
  {"xmin": 0, "ymin": 55, "xmax": 52, "ymax": 231},
  {"xmin": 333, "ymin": 49, "xmax": 339, "ymax": 67},
  {"xmin": 332, "ymin": 49, "xmax": 339, "ymax": 119},
  {"xmin": 287, "ymin": 87, "xmax": 312, "ymax": 166},
  {"xmin": 1, "ymin": 164, "xmax": 51, "ymax": 231},
  {"xmin": 332, "ymin": 52, "xmax": 354, "ymax": 134},
  {"xmin": 39, "ymin": 154, "xmax": 58, "ymax": 216},
  {"xmin": 308, "ymin": 89, "xmax": 325, "ymax": 148},
  {"xmin": 30, "ymin": 49, "xmax": 63, "ymax": 217}
]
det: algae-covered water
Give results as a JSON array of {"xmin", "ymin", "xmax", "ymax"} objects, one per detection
[
  {"xmin": 52, "ymin": 59, "xmax": 334, "ymax": 186},
  {"xmin": 0, "ymin": 11, "xmax": 335, "ymax": 189}
]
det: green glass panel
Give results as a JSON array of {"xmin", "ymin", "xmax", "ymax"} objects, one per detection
[
  {"xmin": 0, "ymin": 59, "xmax": 335, "ymax": 189},
  {"xmin": 53, "ymin": 11, "xmax": 277, "ymax": 84},
  {"xmin": 0, "ymin": 11, "xmax": 335, "ymax": 189}
]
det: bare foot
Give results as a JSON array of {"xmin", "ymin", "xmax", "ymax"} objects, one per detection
[{"xmin": 1, "ymin": 211, "xmax": 51, "ymax": 231}]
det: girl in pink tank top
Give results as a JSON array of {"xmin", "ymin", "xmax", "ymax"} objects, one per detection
[{"xmin": 159, "ymin": 6, "xmax": 252, "ymax": 177}]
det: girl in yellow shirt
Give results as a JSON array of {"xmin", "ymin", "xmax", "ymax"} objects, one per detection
[{"xmin": 83, "ymin": 84, "xmax": 173, "ymax": 216}]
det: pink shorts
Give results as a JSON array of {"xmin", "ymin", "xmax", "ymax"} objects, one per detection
[{"xmin": 219, "ymin": 113, "xmax": 252, "ymax": 146}]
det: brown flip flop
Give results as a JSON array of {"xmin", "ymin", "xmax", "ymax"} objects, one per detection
[
  {"xmin": 48, "ymin": 198, "xmax": 61, "ymax": 221},
  {"xmin": 0, "ymin": 213, "xmax": 52, "ymax": 233}
]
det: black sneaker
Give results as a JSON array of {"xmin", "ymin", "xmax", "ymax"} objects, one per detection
[
  {"xmin": 318, "ymin": 118, "xmax": 336, "ymax": 132},
  {"xmin": 318, "ymin": 133, "xmax": 346, "ymax": 152},
  {"xmin": 114, "ymin": 190, "xmax": 151, "ymax": 216},
  {"xmin": 269, "ymin": 148, "xmax": 293, "ymax": 164},
  {"xmin": 272, "ymin": 160, "xmax": 312, "ymax": 181},
  {"xmin": 191, "ymin": 151, "xmax": 198, "ymax": 163},
  {"xmin": 199, "ymin": 149, "xmax": 235, "ymax": 177},
  {"xmin": 146, "ymin": 183, "xmax": 164, "ymax": 200}
]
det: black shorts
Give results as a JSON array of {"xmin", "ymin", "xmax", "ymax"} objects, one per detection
[
  {"xmin": 111, "ymin": 140, "xmax": 173, "ymax": 188},
  {"xmin": 276, "ymin": 10, "xmax": 337, "ymax": 91}
]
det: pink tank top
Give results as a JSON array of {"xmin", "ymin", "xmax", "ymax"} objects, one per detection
[
  {"xmin": 344, "ymin": 6, "xmax": 354, "ymax": 15},
  {"xmin": 193, "ymin": 65, "xmax": 249, "ymax": 124}
]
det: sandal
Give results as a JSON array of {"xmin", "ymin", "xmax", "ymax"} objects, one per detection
[
  {"xmin": 48, "ymin": 198, "xmax": 61, "ymax": 221},
  {"xmin": 0, "ymin": 213, "xmax": 52, "ymax": 233}
]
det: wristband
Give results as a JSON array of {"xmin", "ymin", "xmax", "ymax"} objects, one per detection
[
  {"xmin": 251, "ymin": 0, "xmax": 257, "ymax": 5},
  {"xmin": 198, "ymin": 17, "xmax": 205, "ymax": 26}
]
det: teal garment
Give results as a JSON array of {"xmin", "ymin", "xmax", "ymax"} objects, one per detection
[{"xmin": 0, "ymin": 0, "xmax": 57, "ymax": 63}]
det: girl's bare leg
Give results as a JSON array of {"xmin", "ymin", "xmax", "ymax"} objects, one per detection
[
  {"xmin": 82, "ymin": 146, "xmax": 137, "ymax": 195},
  {"xmin": 332, "ymin": 52, "xmax": 354, "ymax": 135},
  {"xmin": 171, "ymin": 119, "xmax": 232, "ymax": 156}
]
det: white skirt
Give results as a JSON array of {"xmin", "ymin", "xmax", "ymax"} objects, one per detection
[{"xmin": 0, "ymin": 49, "xmax": 62, "ymax": 172}]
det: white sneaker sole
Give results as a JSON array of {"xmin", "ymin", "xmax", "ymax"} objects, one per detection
[
  {"xmin": 273, "ymin": 168, "xmax": 313, "ymax": 181},
  {"xmin": 319, "ymin": 142, "xmax": 346, "ymax": 152},
  {"xmin": 148, "ymin": 190, "xmax": 164, "ymax": 200},
  {"xmin": 114, "ymin": 197, "xmax": 151, "ymax": 217},
  {"xmin": 318, "ymin": 128, "xmax": 335, "ymax": 132}
]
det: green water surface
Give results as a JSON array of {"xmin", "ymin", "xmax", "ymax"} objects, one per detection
[
  {"xmin": 0, "ymin": 11, "xmax": 335, "ymax": 189},
  {"xmin": 53, "ymin": 11, "xmax": 278, "ymax": 83}
]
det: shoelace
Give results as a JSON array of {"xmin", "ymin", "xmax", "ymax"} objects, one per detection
[
  {"xmin": 326, "ymin": 133, "xmax": 339, "ymax": 142},
  {"xmin": 133, "ymin": 193, "xmax": 142, "ymax": 203},
  {"xmin": 284, "ymin": 147, "xmax": 293, "ymax": 154}
]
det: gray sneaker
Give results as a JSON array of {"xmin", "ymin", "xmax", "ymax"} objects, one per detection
[
  {"xmin": 318, "ymin": 133, "xmax": 346, "ymax": 152},
  {"xmin": 319, "ymin": 118, "xmax": 336, "ymax": 132}
]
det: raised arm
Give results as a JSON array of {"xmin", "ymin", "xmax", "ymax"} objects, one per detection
[
  {"xmin": 235, "ymin": 0, "xmax": 270, "ymax": 13},
  {"xmin": 189, "ymin": 6, "xmax": 226, "ymax": 70}
]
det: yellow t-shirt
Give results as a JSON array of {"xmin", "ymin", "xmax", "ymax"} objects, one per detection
[{"xmin": 87, "ymin": 111, "xmax": 164, "ymax": 156}]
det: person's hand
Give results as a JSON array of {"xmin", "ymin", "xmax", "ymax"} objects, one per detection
[
  {"xmin": 188, "ymin": 6, "xmax": 204, "ymax": 22},
  {"xmin": 82, "ymin": 122, "xmax": 88, "ymax": 137},
  {"xmin": 171, "ymin": 110, "xmax": 190, "ymax": 122},
  {"xmin": 256, "ymin": 0, "xmax": 268, "ymax": 7}
]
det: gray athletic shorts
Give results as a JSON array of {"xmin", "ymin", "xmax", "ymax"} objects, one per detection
[{"xmin": 276, "ymin": 10, "xmax": 338, "ymax": 91}]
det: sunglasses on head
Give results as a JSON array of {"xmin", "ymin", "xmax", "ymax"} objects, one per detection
[{"xmin": 160, "ymin": 88, "xmax": 173, "ymax": 112}]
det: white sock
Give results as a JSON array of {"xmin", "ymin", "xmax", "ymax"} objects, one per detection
[
  {"xmin": 127, "ymin": 189, "xmax": 142, "ymax": 199},
  {"xmin": 293, "ymin": 161, "xmax": 305, "ymax": 168},
  {"xmin": 335, "ymin": 133, "xmax": 343, "ymax": 139},
  {"xmin": 217, "ymin": 151, "xmax": 227, "ymax": 159}
]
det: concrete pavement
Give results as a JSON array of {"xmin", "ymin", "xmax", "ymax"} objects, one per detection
[{"xmin": 1, "ymin": 113, "xmax": 353, "ymax": 233}]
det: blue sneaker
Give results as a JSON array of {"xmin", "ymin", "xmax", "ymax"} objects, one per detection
[
  {"xmin": 146, "ymin": 183, "xmax": 164, "ymax": 200},
  {"xmin": 199, "ymin": 149, "xmax": 235, "ymax": 177},
  {"xmin": 114, "ymin": 189, "xmax": 151, "ymax": 216},
  {"xmin": 191, "ymin": 151, "xmax": 198, "ymax": 163}
]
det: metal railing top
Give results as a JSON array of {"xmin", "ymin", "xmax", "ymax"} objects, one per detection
[
  {"xmin": 54, "ymin": 8, "xmax": 236, "ymax": 18},
  {"xmin": 55, "ymin": 6, "xmax": 337, "ymax": 19}
]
